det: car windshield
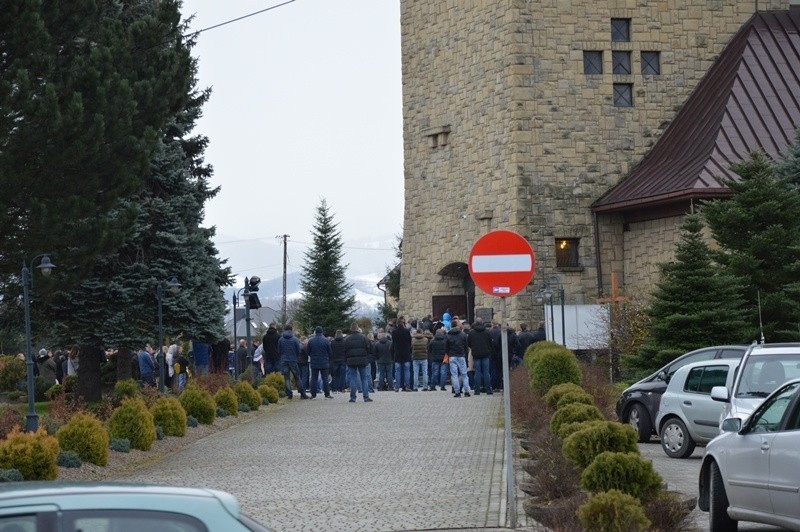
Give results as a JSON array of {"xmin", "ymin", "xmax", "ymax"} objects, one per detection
[{"xmin": 735, "ymin": 353, "xmax": 800, "ymax": 398}]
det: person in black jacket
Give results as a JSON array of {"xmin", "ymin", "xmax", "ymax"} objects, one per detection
[
  {"xmin": 344, "ymin": 323, "xmax": 373, "ymax": 403},
  {"xmin": 427, "ymin": 328, "xmax": 448, "ymax": 391},
  {"xmin": 391, "ymin": 317, "xmax": 413, "ymax": 391},
  {"xmin": 517, "ymin": 323, "xmax": 536, "ymax": 360},
  {"xmin": 262, "ymin": 324, "xmax": 281, "ymax": 375},
  {"xmin": 445, "ymin": 327, "xmax": 471, "ymax": 397},
  {"xmin": 329, "ymin": 330, "xmax": 347, "ymax": 392},
  {"xmin": 307, "ymin": 326, "xmax": 333, "ymax": 399},
  {"xmin": 373, "ymin": 331, "xmax": 394, "ymax": 390},
  {"xmin": 467, "ymin": 318, "xmax": 494, "ymax": 395}
]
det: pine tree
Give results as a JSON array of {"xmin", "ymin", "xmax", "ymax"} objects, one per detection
[
  {"xmin": 295, "ymin": 200, "xmax": 356, "ymax": 334},
  {"xmin": 702, "ymin": 148, "xmax": 800, "ymax": 342},
  {"xmin": 632, "ymin": 214, "xmax": 752, "ymax": 375}
]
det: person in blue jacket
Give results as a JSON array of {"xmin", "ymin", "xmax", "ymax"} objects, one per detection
[{"xmin": 278, "ymin": 325, "xmax": 308, "ymax": 399}]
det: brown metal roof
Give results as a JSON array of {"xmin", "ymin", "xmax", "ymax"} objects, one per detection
[{"xmin": 592, "ymin": 9, "xmax": 800, "ymax": 214}]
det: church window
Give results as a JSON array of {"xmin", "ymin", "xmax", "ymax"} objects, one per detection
[
  {"xmin": 641, "ymin": 51, "xmax": 661, "ymax": 75},
  {"xmin": 612, "ymin": 51, "xmax": 631, "ymax": 75},
  {"xmin": 583, "ymin": 51, "xmax": 603, "ymax": 74},
  {"xmin": 611, "ymin": 18, "xmax": 631, "ymax": 42},
  {"xmin": 613, "ymin": 83, "xmax": 633, "ymax": 107},
  {"xmin": 556, "ymin": 238, "xmax": 580, "ymax": 268}
]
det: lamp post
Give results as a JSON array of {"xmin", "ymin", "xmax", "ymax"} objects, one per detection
[
  {"xmin": 22, "ymin": 254, "xmax": 55, "ymax": 432},
  {"xmin": 534, "ymin": 274, "xmax": 566, "ymax": 346},
  {"xmin": 231, "ymin": 294, "xmax": 238, "ymax": 367},
  {"xmin": 156, "ymin": 277, "xmax": 181, "ymax": 393}
]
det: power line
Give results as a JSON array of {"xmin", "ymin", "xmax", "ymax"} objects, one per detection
[
  {"xmin": 216, "ymin": 235, "xmax": 394, "ymax": 251},
  {"xmin": 188, "ymin": 1, "xmax": 297, "ymax": 37}
]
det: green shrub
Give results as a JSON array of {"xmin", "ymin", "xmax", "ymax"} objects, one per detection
[
  {"xmin": 531, "ymin": 348, "xmax": 582, "ymax": 393},
  {"xmin": 55, "ymin": 412, "xmax": 109, "ymax": 466},
  {"xmin": 214, "ymin": 387, "xmax": 239, "ymax": 417},
  {"xmin": 44, "ymin": 384, "xmax": 64, "ymax": 400},
  {"xmin": 113, "ymin": 379, "xmax": 140, "ymax": 401},
  {"xmin": 62, "ymin": 375, "xmax": 78, "ymax": 393},
  {"xmin": 264, "ymin": 372, "xmax": 285, "ymax": 396},
  {"xmin": 216, "ymin": 407, "xmax": 228, "ymax": 418},
  {"xmin": 155, "ymin": 426, "xmax": 164, "ymax": 440},
  {"xmin": 32, "ymin": 375, "xmax": 51, "ymax": 402},
  {"xmin": 150, "ymin": 397, "xmax": 187, "ymax": 437},
  {"xmin": 258, "ymin": 384, "xmax": 279, "ymax": 404},
  {"xmin": 562, "ymin": 421, "xmax": 639, "ymax": 470},
  {"xmin": 578, "ymin": 489, "xmax": 650, "ymax": 532},
  {"xmin": 57, "ymin": 450, "xmax": 82, "ymax": 468},
  {"xmin": 550, "ymin": 403, "xmax": 604, "ymax": 435},
  {"xmin": 107, "ymin": 398, "xmax": 157, "ymax": 451},
  {"xmin": 556, "ymin": 391, "xmax": 595, "ymax": 409},
  {"xmin": 523, "ymin": 341, "xmax": 562, "ymax": 373},
  {"xmin": 234, "ymin": 381, "xmax": 260, "ymax": 411},
  {"xmin": 0, "ymin": 468, "xmax": 23, "ymax": 482},
  {"xmin": 0, "ymin": 405, "xmax": 24, "ymax": 440},
  {"xmin": 0, "ymin": 356, "xmax": 26, "ymax": 393},
  {"xmin": 556, "ymin": 420, "xmax": 607, "ymax": 441},
  {"xmin": 179, "ymin": 385, "xmax": 216, "ymax": 425},
  {"xmin": 110, "ymin": 438, "xmax": 130, "ymax": 453},
  {"xmin": 39, "ymin": 415, "xmax": 63, "ymax": 438},
  {"xmin": 239, "ymin": 403, "xmax": 251, "ymax": 413},
  {"xmin": 6, "ymin": 391, "xmax": 22, "ymax": 401},
  {"xmin": 581, "ymin": 451, "xmax": 663, "ymax": 501},
  {"xmin": 186, "ymin": 415, "xmax": 198, "ymax": 428},
  {"xmin": 0, "ymin": 428, "xmax": 59, "ymax": 480},
  {"xmin": 543, "ymin": 382, "xmax": 586, "ymax": 409}
]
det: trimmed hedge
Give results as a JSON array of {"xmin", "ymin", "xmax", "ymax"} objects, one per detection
[
  {"xmin": 581, "ymin": 451, "xmax": 663, "ymax": 501},
  {"xmin": 562, "ymin": 421, "xmax": 639, "ymax": 470},
  {"xmin": 578, "ymin": 489, "xmax": 651, "ymax": 532},
  {"xmin": 550, "ymin": 403, "xmax": 604, "ymax": 435}
]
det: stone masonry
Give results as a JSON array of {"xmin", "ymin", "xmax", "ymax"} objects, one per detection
[{"xmin": 399, "ymin": 0, "xmax": 787, "ymax": 323}]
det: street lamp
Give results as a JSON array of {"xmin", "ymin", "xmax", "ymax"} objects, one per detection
[
  {"xmin": 534, "ymin": 274, "xmax": 566, "ymax": 346},
  {"xmin": 22, "ymin": 254, "xmax": 56, "ymax": 432},
  {"xmin": 243, "ymin": 276, "xmax": 261, "ymax": 372},
  {"xmin": 156, "ymin": 277, "xmax": 181, "ymax": 393}
]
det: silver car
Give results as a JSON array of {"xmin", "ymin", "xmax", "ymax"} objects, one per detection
[
  {"xmin": 655, "ymin": 359, "xmax": 739, "ymax": 458},
  {"xmin": 699, "ymin": 378, "xmax": 800, "ymax": 531}
]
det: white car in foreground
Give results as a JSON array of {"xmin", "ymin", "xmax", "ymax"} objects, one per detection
[{"xmin": 698, "ymin": 378, "xmax": 800, "ymax": 531}]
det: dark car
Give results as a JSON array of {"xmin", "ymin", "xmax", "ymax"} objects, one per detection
[{"xmin": 615, "ymin": 345, "xmax": 746, "ymax": 442}]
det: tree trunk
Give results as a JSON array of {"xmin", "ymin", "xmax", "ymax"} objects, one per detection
[
  {"xmin": 116, "ymin": 347, "xmax": 133, "ymax": 382},
  {"xmin": 77, "ymin": 345, "xmax": 103, "ymax": 402}
]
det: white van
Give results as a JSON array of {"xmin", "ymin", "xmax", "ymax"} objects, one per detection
[{"xmin": 711, "ymin": 342, "xmax": 800, "ymax": 425}]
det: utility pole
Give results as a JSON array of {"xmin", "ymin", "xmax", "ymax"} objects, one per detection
[{"xmin": 277, "ymin": 234, "xmax": 289, "ymax": 325}]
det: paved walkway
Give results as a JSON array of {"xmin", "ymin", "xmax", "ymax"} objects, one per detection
[{"xmin": 116, "ymin": 390, "xmax": 532, "ymax": 531}]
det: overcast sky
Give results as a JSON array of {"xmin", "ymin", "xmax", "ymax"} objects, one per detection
[{"xmin": 182, "ymin": 1, "xmax": 403, "ymax": 283}]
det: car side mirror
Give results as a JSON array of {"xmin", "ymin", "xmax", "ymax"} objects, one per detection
[
  {"xmin": 711, "ymin": 386, "xmax": 730, "ymax": 402},
  {"xmin": 721, "ymin": 417, "xmax": 742, "ymax": 432},
  {"xmin": 657, "ymin": 370, "xmax": 667, "ymax": 382}
]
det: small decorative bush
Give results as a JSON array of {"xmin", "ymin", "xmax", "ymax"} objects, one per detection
[
  {"xmin": 155, "ymin": 426, "xmax": 165, "ymax": 440},
  {"xmin": 85, "ymin": 397, "xmax": 116, "ymax": 422},
  {"xmin": 238, "ymin": 403, "xmax": 251, "ymax": 413},
  {"xmin": 234, "ymin": 381, "xmax": 260, "ymax": 411},
  {"xmin": 107, "ymin": 398, "xmax": 157, "ymax": 451},
  {"xmin": 543, "ymin": 382, "xmax": 586, "ymax": 409},
  {"xmin": 531, "ymin": 348, "xmax": 582, "ymax": 393},
  {"xmin": 578, "ymin": 489, "xmax": 651, "ymax": 532},
  {"xmin": 581, "ymin": 451, "xmax": 663, "ymax": 501},
  {"xmin": 39, "ymin": 415, "xmax": 63, "ymax": 437},
  {"xmin": 523, "ymin": 341, "xmax": 562, "ymax": 373},
  {"xmin": 113, "ymin": 379, "xmax": 140, "ymax": 401},
  {"xmin": 179, "ymin": 385, "xmax": 215, "ymax": 425},
  {"xmin": 216, "ymin": 407, "xmax": 228, "ymax": 418},
  {"xmin": 0, "ymin": 428, "xmax": 60, "ymax": 480},
  {"xmin": 195, "ymin": 373, "xmax": 232, "ymax": 396},
  {"xmin": 44, "ymin": 383, "xmax": 64, "ymax": 400},
  {"xmin": 186, "ymin": 415, "xmax": 198, "ymax": 428},
  {"xmin": 57, "ymin": 450, "xmax": 82, "ymax": 468},
  {"xmin": 550, "ymin": 403, "xmax": 604, "ymax": 436},
  {"xmin": 0, "ymin": 468, "xmax": 23, "ymax": 482},
  {"xmin": 150, "ymin": 397, "xmax": 187, "ymax": 437},
  {"xmin": 55, "ymin": 412, "xmax": 109, "ymax": 466},
  {"xmin": 556, "ymin": 420, "xmax": 607, "ymax": 441},
  {"xmin": 264, "ymin": 372, "xmax": 285, "ymax": 396},
  {"xmin": 0, "ymin": 356, "xmax": 26, "ymax": 393},
  {"xmin": 258, "ymin": 384, "xmax": 279, "ymax": 404},
  {"xmin": 556, "ymin": 391, "xmax": 595, "ymax": 410},
  {"xmin": 214, "ymin": 387, "xmax": 239, "ymax": 417},
  {"xmin": 110, "ymin": 438, "xmax": 131, "ymax": 453},
  {"xmin": 32, "ymin": 375, "xmax": 52, "ymax": 402},
  {"xmin": 6, "ymin": 391, "xmax": 22, "ymax": 401},
  {"xmin": 0, "ymin": 405, "xmax": 24, "ymax": 440},
  {"xmin": 562, "ymin": 421, "xmax": 639, "ymax": 470},
  {"xmin": 62, "ymin": 374, "xmax": 78, "ymax": 393}
]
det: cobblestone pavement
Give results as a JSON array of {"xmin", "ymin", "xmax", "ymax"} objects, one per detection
[{"xmin": 116, "ymin": 389, "xmax": 533, "ymax": 532}]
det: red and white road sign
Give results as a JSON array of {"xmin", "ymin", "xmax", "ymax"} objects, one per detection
[{"xmin": 468, "ymin": 230, "xmax": 536, "ymax": 297}]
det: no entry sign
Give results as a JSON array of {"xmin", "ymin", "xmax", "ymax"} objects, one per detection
[{"xmin": 468, "ymin": 230, "xmax": 536, "ymax": 297}]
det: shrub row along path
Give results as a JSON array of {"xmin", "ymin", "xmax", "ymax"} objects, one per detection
[{"xmin": 113, "ymin": 390, "xmax": 533, "ymax": 532}]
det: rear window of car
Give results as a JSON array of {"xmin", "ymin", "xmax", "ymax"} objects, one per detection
[
  {"xmin": 736, "ymin": 353, "xmax": 800, "ymax": 398},
  {"xmin": 667, "ymin": 349, "xmax": 717, "ymax": 378},
  {"xmin": 684, "ymin": 365, "xmax": 729, "ymax": 394},
  {"xmin": 63, "ymin": 510, "xmax": 206, "ymax": 532},
  {"xmin": 719, "ymin": 348, "xmax": 745, "ymax": 359}
]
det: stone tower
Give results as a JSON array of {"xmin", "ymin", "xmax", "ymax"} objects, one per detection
[{"xmin": 399, "ymin": 0, "xmax": 789, "ymax": 325}]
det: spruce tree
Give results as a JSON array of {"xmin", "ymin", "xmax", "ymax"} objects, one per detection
[
  {"xmin": 633, "ymin": 214, "xmax": 752, "ymax": 375},
  {"xmin": 702, "ymin": 148, "xmax": 800, "ymax": 342},
  {"xmin": 295, "ymin": 200, "xmax": 356, "ymax": 334}
]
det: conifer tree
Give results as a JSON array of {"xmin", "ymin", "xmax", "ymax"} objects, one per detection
[
  {"xmin": 702, "ymin": 148, "xmax": 800, "ymax": 342},
  {"xmin": 295, "ymin": 200, "xmax": 356, "ymax": 334},
  {"xmin": 632, "ymin": 214, "xmax": 751, "ymax": 375}
]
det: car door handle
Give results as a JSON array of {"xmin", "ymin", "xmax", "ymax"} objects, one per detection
[
  {"xmin": 761, "ymin": 441, "xmax": 770, "ymax": 451},
  {"xmin": 683, "ymin": 400, "xmax": 692, "ymax": 406}
]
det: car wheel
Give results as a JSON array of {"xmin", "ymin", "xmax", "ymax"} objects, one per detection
[
  {"xmin": 627, "ymin": 403, "xmax": 652, "ymax": 443},
  {"xmin": 709, "ymin": 461, "xmax": 737, "ymax": 532},
  {"xmin": 660, "ymin": 417, "xmax": 697, "ymax": 459}
]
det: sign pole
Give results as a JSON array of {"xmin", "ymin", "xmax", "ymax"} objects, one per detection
[{"xmin": 501, "ymin": 296, "xmax": 516, "ymax": 529}]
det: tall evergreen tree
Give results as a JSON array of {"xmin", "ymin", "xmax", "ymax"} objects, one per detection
[
  {"xmin": 632, "ymin": 214, "xmax": 752, "ymax": 375},
  {"xmin": 702, "ymin": 148, "xmax": 800, "ymax": 342},
  {"xmin": 295, "ymin": 200, "xmax": 356, "ymax": 334}
]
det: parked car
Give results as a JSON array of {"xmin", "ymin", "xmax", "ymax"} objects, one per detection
[
  {"xmin": 699, "ymin": 378, "xmax": 800, "ymax": 531},
  {"xmin": 655, "ymin": 359, "xmax": 739, "ymax": 458},
  {"xmin": 615, "ymin": 345, "xmax": 746, "ymax": 442},
  {"xmin": 0, "ymin": 483, "xmax": 270, "ymax": 531},
  {"xmin": 711, "ymin": 342, "xmax": 800, "ymax": 426}
]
